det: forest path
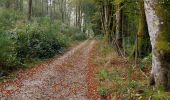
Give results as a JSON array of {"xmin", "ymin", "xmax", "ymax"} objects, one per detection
[{"xmin": 0, "ymin": 40, "xmax": 98, "ymax": 100}]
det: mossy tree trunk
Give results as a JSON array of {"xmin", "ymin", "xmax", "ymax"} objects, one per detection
[
  {"xmin": 136, "ymin": 0, "xmax": 150, "ymax": 58},
  {"xmin": 144, "ymin": 0, "xmax": 170, "ymax": 90}
]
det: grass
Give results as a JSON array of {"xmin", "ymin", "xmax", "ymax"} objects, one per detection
[
  {"xmin": 94, "ymin": 40, "xmax": 170, "ymax": 100},
  {"xmin": 98, "ymin": 86, "xmax": 109, "ymax": 98}
]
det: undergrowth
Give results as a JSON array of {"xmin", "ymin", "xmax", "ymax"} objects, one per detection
[
  {"xmin": 94, "ymin": 41, "xmax": 170, "ymax": 100},
  {"xmin": 0, "ymin": 9, "xmax": 87, "ymax": 77}
]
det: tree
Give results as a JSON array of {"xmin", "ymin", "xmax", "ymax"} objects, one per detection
[
  {"xmin": 19, "ymin": 0, "xmax": 23, "ymax": 12},
  {"xmin": 144, "ymin": 0, "xmax": 170, "ymax": 90},
  {"xmin": 5, "ymin": 0, "xmax": 11, "ymax": 8},
  {"xmin": 28, "ymin": 0, "xmax": 32, "ymax": 20},
  {"xmin": 136, "ymin": 0, "xmax": 150, "ymax": 58},
  {"xmin": 115, "ymin": 1, "xmax": 123, "ymax": 55},
  {"xmin": 94, "ymin": 0, "xmax": 115, "ymax": 44}
]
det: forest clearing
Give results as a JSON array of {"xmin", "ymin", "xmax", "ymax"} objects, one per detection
[{"xmin": 0, "ymin": 0, "xmax": 170, "ymax": 100}]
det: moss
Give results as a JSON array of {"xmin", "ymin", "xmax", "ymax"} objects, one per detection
[
  {"xmin": 154, "ymin": 2, "xmax": 170, "ymax": 53},
  {"xmin": 137, "ymin": 1, "xmax": 151, "ymax": 58},
  {"xmin": 156, "ymin": 25, "xmax": 170, "ymax": 53},
  {"xmin": 152, "ymin": 1, "xmax": 170, "ymax": 70},
  {"xmin": 157, "ymin": 41, "xmax": 170, "ymax": 52}
]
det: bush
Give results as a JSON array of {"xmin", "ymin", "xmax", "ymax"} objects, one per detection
[
  {"xmin": 15, "ymin": 21, "xmax": 70, "ymax": 62},
  {"xmin": 0, "ymin": 9, "xmax": 71, "ymax": 73},
  {"xmin": 72, "ymin": 31, "xmax": 87, "ymax": 41},
  {"xmin": 0, "ymin": 9, "xmax": 22, "ymax": 72},
  {"xmin": 0, "ymin": 9, "xmax": 24, "ymax": 32},
  {"xmin": 0, "ymin": 33, "xmax": 18, "ymax": 71}
]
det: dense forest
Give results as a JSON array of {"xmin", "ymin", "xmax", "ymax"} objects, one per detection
[{"xmin": 0, "ymin": 0, "xmax": 170, "ymax": 99}]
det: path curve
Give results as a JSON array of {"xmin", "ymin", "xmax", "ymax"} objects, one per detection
[{"xmin": 0, "ymin": 40, "xmax": 97, "ymax": 100}]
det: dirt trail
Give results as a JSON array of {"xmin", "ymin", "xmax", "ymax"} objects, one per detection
[{"xmin": 0, "ymin": 40, "xmax": 97, "ymax": 100}]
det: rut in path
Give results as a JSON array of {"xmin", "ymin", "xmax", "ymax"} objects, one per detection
[{"xmin": 0, "ymin": 40, "xmax": 97, "ymax": 100}]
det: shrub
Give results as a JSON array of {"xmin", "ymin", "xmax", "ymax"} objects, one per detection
[
  {"xmin": 0, "ymin": 9, "xmax": 71, "ymax": 73},
  {"xmin": 15, "ymin": 21, "xmax": 70, "ymax": 61},
  {"xmin": 72, "ymin": 31, "xmax": 87, "ymax": 41},
  {"xmin": 0, "ymin": 9, "xmax": 24, "ymax": 32},
  {"xmin": 0, "ymin": 9, "xmax": 22, "ymax": 72},
  {"xmin": 0, "ymin": 33, "xmax": 20, "ymax": 74}
]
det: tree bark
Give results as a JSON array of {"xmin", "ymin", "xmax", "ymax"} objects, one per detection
[
  {"xmin": 46, "ymin": 0, "xmax": 49, "ymax": 15},
  {"xmin": 41, "ymin": 0, "xmax": 44, "ymax": 16},
  {"xmin": 5, "ymin": 0, "xmax": 11, "ymax": 8},
  {"xmin": 115, "ymin": 3, "xmax": 123, "ymax": 55},
  {"xmin": 144, "ymin": 0, "xmax": 170, "ymax": 90},
  {"xmin": 19, "ymin": 0, "xmax": 23, "ymax": 12},
  {"xmin": 136, "ymin": 1, "xmax": 150, "ymax": 58},
  {"xmin": 28, "ymin": 0, "xmax": 32, "ymax": 20}
]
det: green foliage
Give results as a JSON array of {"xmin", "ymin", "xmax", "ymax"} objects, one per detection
[
  {"xmin": 97, "ymin": 69, "xmax": 109, "ymax": 81},
  {"xmin": 0, "ymin": 9, "xmax": 24, "ymax": 32},
  {"xmin": 0, "ymin": 9, "xmax": 22, "ymax": 71},
  {"xmin": 98, "ymin": 86, "xmax": 109, "ymax": 97},
  {"xmin": 113, "ymin": 0, "xmax": 124, "ymax": 5},
  {"xmin": 0, "ymin": 33, "xmax": 19, "ymax": 70},
  {"xmin": 94, "ymin": 34, "xmax": 104, "ymax": 40},
  {"xmin": 128, "ymin": 80, "xmax": 138, "ymax": 89},
  {"xmin": 142, "ymin": 53, "xmax": 152, "ymax": 64},
  {"xmin": 72, "ymin": 31, "xmax": 87, "ymax": 41},
  {"xmin": 0, "ymin": 9, "xmax": 73, "ymax": 74},
  {"xmin": 15, "ymin": 21, "xmax": 70, "ymax": 61}
]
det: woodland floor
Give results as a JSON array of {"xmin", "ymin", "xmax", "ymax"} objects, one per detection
[
  {"xmin": 0, "ymin": 40, "xmax": 100, "ymax": 100},
  {"xmin": 0, "ymin": 39, "xmax": 167, "ymax": 100}
]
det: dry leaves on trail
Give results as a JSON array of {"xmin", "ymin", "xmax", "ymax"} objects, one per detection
[{"xmin": 0, "ymin": 40, "xmax": 99, "ymax": 100}]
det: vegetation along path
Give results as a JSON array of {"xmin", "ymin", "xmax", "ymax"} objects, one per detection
[{"xmin": 0, "ymin": 40, "xmax": 98, "ymax": 100}]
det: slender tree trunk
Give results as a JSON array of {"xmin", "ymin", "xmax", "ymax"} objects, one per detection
[
  {"xmin": 115, "ymin": 3, "xmax": 123, "ymax": 55},
  {"xmin": 41, "ymin": 0, "xmax": 44, "ymax": 16},
  {"xmin": 46, "ymin": 0, "xmax": 49, "ymax": 15},
  {"xmin": 100, "ymin": 5, "xmax": 106, "ymax": 34},
  {"xmin": 28, "ymin": 0, "xmax": 32, "ymax": 20},
  {"xmin": 136, "ymin": 1, "xmax": 150, "ymax": 58},
  {"xmin": 5, "ymin": 0, "xmax": 11, "ymax": 8},
  {"xmin": 19, "ymin": 0, "xmax": 23, "ymax": 12},
  {"xmin": 144, "ymin": 0, "xmax": 170, "ymax": 90},
  {"xmin": 75, "ymin": 5, "xmax": 78, "ymax": 26},
  {"xmin": 50, "ymin": 0, "xmax": 53, "ymax": 19},
  {"xmin": 78, "ymin": 5, "xmax": 81, "ymax": 30},
  {"xmin": 15, "ymin": 0, "xmax": 19, "ymax": 10},
  {"xmin": 53, "ymin": 1, "xmax": 56, "ymax": 19},
  {"xmin": 60, "ymin": 0, "xmax": 65, "ymax": 23}
]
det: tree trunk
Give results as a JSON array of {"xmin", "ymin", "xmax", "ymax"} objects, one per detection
[
  {"xmin": 46, "ymin": 0, "xmax": 49, "ymax": 15},
  {"xmin": 41, "ymin": 0, "xmax": 44, "ymax": 16},
  {"xmin": 53, "ymin": 0, "xmax": 56, "ymax": 19},
  {"xmin": 144, "ymin": 0, "xmax": 170, "ymax": 90},
  {"xmin": 115, "ymin": 3, "xmax": 123, "ymax": 55},
  {"xmin": 5, "ymin": 0, "xmax": 11, "ymax": 8},
  {"xmin": 28, "ymin": 0, "xmax": 32, "ymax": 20},
  {"xmin": 136, "ymin": 0, "xmax": 150, "ymax": 58},
  {"xmin": 19, "ymin": 0, "xmax": 23, "ymax": 12},
  {"xmin": 15, "ymin": 0, "xmax": 19, "ymax": 10},
  {"xmin": 50, "ymin": 0, "xmax": 53, "ymax": 19}
]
